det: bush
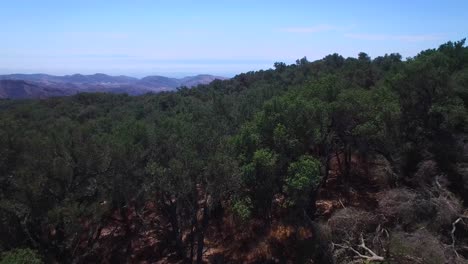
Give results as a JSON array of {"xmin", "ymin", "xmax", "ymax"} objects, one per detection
[
  {"xmin": 413, "ymin": 160, "xmax": 438, "ymax": 186},
  {"xmin": 368, "ymin": 154, "xmax": 398, "ymax": 189},
  {"xmin": 0, "ymin": 248, "xmax": 43, "ymax": 264},
  {"xmin": 379, "ymin": 187, "xmax": 463, "ymax": 232},
  {"xmin": 378, "ymin": 188, "xmax": 434, "ymax": 230},
  {"xmin": 327, "ymin": 208, "xmax": 378, "ymax": 242},
  {"xmin": 389, "ymin": 230, "xmax": 445, "ymax": 264},
  {"xmin": 431, "ymin": 192, "xmax": 463, "ymax": 230}
]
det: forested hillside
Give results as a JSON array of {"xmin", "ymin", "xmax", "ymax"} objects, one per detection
[{"xmin": 1, "ymin": 40, "xmax": 468, "ymax": 264}]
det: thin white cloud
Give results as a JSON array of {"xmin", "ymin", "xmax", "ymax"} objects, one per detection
[
  {"xmin": 279, "ymin": 24, "xmax": 338, "ymax": 33},
  {"xmin": 345, "ymin": 33, "xmax": 443, "ymax": 42}
]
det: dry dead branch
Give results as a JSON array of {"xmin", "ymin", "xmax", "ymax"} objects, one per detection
[
  {"xmin": 332, "ymin": 234, "xmax": 384, "ymax": 262},
  {"xmin": 451, "ymin": 216, "xmax": 467, "ymax": 258}
]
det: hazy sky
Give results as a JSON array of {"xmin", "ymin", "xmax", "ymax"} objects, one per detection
[{"xmin": 1, "ymin": 0, "xmax": 467, "ymax": 77}]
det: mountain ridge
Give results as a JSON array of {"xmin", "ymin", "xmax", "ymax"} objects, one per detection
[{"xmin": 0, "ymin": 73, "xmax": 227, "ymax": 99}]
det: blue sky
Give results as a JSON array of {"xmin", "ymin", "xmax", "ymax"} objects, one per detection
[{"xmin": 1, "ymin": 0, "xmax": 467, "ymax": 77}]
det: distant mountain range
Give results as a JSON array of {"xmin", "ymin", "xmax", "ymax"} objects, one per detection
[{"xmin": 0, "ymin": 73, "xmax": 227, "ymax": 99}]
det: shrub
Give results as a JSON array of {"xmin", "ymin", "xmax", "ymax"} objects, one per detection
[
  {"xmin": 0, "ymin": 248, "xmax": 43, "ymax": 264},
  {"xmin": 413, "ymin": 160, "xmax": 438, "ymax": 186},
  {"xmin": 389, "ymin": 230, "xmax": 445, "ymax": 264},
  {"xmin": 327, "ymin": 208, "xmax": 378, "ymax": 242},
  {"xmin": 431, "ymin": 192, "xmax": 463, "ymax": 230},
  {"xmin": 378, "ymin": 188, "xmax": 434, "ymax": 230},
  {"xmin": 368, "ymin": 154, "xmax": 398, "ymax": 189}
]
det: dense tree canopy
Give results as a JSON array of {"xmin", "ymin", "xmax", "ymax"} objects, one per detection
[{"xmin": 1, "ymin": 40, "xmax": 468, "ymax": 263}]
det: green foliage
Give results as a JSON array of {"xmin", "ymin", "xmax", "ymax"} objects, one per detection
[
  {"xmin": 241, "ymin": 149, "xmax": 279, "ymax": 213},
  {"xmin": 232, "ymin": 197, "xmax": 253, "ymax": 221},
  {"xmin": 284, "ymin": 156, "xmax": 321, "ymax": 207},
  {"xmin": 0, "ymin": 39, "xmax": 467, "ymax": 262},
  {"xmin": 334, "ymin": 86, "xmax": 401, "ymax": 155},
  {"xmin": 451, "ymin": 68, "xmax": 468, "ymax": 107},
  {"xmin": 0, "ymin": 248, "xmax": 43, "ymax": 264}
]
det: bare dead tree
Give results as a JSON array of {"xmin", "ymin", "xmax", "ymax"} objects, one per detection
[
  {"xmin": 332, "ymin": 234, "xmax": 384, "ymax": 262},
  {"xmin": 451, "ymin": 214, "xmax": 468, "ymax": 259}
]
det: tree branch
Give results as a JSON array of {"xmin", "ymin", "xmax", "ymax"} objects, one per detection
[
  {"xmin": 358, "ymin": 234, "xmax": 384, "ymax": 261},
  {"xmin": 451, "ymin": 217, "xmax": 466, "ymax": 258},
  {"xmin": 332, "ymin": 234, "xmax": 384, "ymax": 262}
]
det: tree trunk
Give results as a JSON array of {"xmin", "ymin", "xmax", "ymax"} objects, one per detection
[
  {"xmin": 166, "ymin": 201, "xmax": 184, "ymax": 258},
  {"xmin": 343, "ymin": 144, "xmax": 352, "ymax": 201},
  {"xmin": 322, "ymin": 146, "xmax": 331, "ymax": 187},
  {"xmin": 335, "ymin": 150, "xmax": 342, "ymax": 181},
  {"xmin": 307, "ymin": 189, "xmax": 318, "ymax": 218},
  {"xmin": 304, "ymin": 212, "xmax": 333, "ymax": 264},
  {"xmin": 344, "ymin": 144, "xmax": 351, "ymax": 181},
  {"xmin": 190, "ymin": 213, "xmax": 196, "ymax": 264},
  {"xmin": 196, "ymin": 202, "xmax": 209, "ymax": 264}
]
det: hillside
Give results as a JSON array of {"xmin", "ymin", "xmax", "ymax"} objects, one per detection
[
  {"xmin": 0, "ymin": 40, "xmax": 467, "ymax": 264},
  {"xmin": 0, "ymin": 80, "xmax": 75, "ymax": 99},
  {"xmin": 0, "ymin": 74, "xmax": 227, "ymax": 99}
]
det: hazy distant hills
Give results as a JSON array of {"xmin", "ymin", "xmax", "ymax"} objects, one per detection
[
  {"xmin": 0, "ymin": 80, "xmax": 75, "ymax": 99},
  {"xmin": 0, "ymin": 73, "xmax": 227, "ymax": 99}
]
